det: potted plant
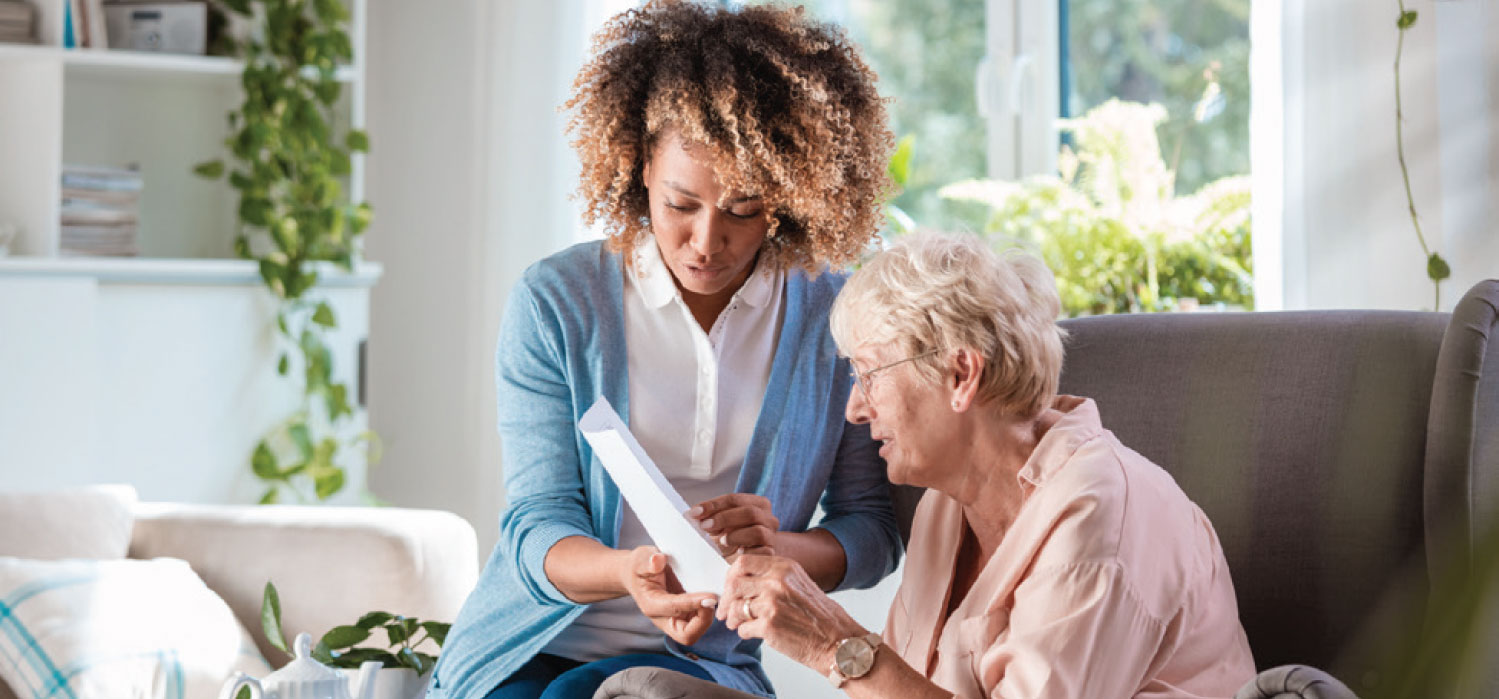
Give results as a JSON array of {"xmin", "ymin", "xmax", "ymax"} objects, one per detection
[{"xmin": 255, "ymin": 582, "xmax": 447, "ymax": 699}]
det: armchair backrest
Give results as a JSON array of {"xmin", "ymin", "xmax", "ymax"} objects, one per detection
[{"xmin": 1051, "ymin": 280, "xmax": 1498, "ymax": 695}]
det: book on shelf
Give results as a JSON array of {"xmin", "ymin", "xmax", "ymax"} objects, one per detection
[
  {"xmin": 62, "ymin": 164, "xmax": 144, "ymax": 192},
  {"xmin": 0, "ymin": 0, "xmax": 36, "ymax": 43},
  {"xmin": 60, "ymin": 163, "xmax": 142, "ymax": 257},
  {"xmin": 83, "ymin": 0, "xmax": 106, "ymax": 48},
  {"xmin": 60, "ymin": 207, "xmax": 138, "ymax": 226}
]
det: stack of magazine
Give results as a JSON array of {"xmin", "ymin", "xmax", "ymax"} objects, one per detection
[
  {"xmin": 0, "ymin": 1, "xmax": 35, "ymax": 43},
  {"xmin": 61, "ymin": 164, "xmax": 142, "ymax": 257}
]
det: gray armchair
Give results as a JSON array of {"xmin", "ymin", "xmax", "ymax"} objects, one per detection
[{"xmin": 594, "ymin": 279, "xmax": 1499, "ymax": 699}]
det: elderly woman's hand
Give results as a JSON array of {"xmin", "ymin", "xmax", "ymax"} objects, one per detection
[
  {"xmin": 718, "ymin": 555, "xmax": 869, "ymax": 669},
  {"xmin": 690, "ymin": 494, "xmax": 779, "ymax": 559}
]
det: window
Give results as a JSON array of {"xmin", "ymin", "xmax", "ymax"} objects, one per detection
[{"xmin": 742, "ymin": 0, "xmax": 1257, "ymax": 314}]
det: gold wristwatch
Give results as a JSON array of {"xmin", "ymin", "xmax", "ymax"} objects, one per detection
[{"xmin": 827, "ymin": 632, "xmax": 883, "ymax": 687}]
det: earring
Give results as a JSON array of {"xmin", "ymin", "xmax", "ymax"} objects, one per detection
[{"xmin": 951, "ymin": 400, "xmax": 961, "ymax": 410}]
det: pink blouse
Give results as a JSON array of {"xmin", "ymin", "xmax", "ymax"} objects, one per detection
[{"xmin": 884, "ymin": 397, "xmax": 1255, "ymax": 699}]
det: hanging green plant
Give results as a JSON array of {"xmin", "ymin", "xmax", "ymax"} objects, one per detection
[
  {"xmin": 1393, "ymin": 2, "xmax": 1450, "ymax": 310},
  {"xmin": 193, "ymin": 0, "xmax": 377, "ymax": 504}
]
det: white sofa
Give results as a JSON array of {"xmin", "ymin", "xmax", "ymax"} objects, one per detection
[{"xmin": 0, "ymin": 491, "xmax": 479, "ymax": 699}]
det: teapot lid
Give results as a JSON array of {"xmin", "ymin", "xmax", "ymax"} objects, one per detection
[{"xmin": 265, "ymin": 632, "xmax": 347, "ymax": 686}]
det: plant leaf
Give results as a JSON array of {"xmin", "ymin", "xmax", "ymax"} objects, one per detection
[
  {"xmin": 386, "ymin": 620, "xmax": 410, "ymax": 645},
  {"xmin": 312, "ymin": 638, "xmax": 336, "ymax": 664},
  {"xmin": 888, "ymin": 134, "xmax": 914, "ymax": 189},
  {"xmin": 262, "ymin": 582, "xmax": 288, "ymax": 654},
  {"xmin": 236, "ymin": 686, "xmax": 251, "ymax": 699},
  {"xmin": 277, "ymin": 353, "xmax": 289, "ymax": 376},
  {"xmin": 357, "ymin": 611, "xmax": 395, "ymax": 629},
  {"xmin": 194, "ymin": 160, "xmax": 225, "ymax": 178},
  {"xmin": 239, "ymin": 198, "xmax": 274, "ymax": 227},
  {"xmin": 413, "ymin": 652, "xmax": 438, "ymax": 676},
  {"xmin": 258, "ymin": 488, "xmax": 279, "ymax": 505},
  {"xmin": 289, "ymin": 422, "xmax": 314, "ymax": 458},
  {"xmin": 252, "ymin": 442, "xmax": 280, "ymax": 480},
  {"xmin": 396, "ymin": 647, "xmax": 428, "ymax": 674},
  {"xmin": 345, "ymin": 129, "xmax": 369, "ymax": 153},
  {"xmin": 313, "ymin": 467, "xmax": 345, "ymax": 500},
  {"xmin": 1398, "ymin": 10, "xmax": 1418, "ymax": 29},
  {"xmin": 349, "ymin": 202, "xmax": 372, "ymax": 234},
  {"xmin": 326, "ymin": 383, "xmax": 351, "ymax": 421},
  {"xmin": 312, "ymin": 302, "xmax": 336, "ymax": 328},
  {"xmin": 333, "ymin": 648, "xmax": 398, "ymax": 669},
  {"xmin": 1427, "ymin": 253, "xmax": 1451, "ymax": 281},
  {"xmin": 420, "ymin": 621, "xmax": 450, "ymax": 647},
  {"xmin": 321, "ymin": 624, "xmax": 371, "ymax": 649}
]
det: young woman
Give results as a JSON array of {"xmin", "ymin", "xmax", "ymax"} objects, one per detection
[{"xmin": 429, "ymin": 3, "xmax": 903, "ymax": 697}]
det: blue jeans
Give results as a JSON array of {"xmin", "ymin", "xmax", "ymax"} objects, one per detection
[{"xmin": 480, "ymin": 652, "xmax": 713, "ymax": 699}]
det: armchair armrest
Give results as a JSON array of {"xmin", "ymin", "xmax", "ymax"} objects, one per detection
[
  {"xmin": 129, "ymin": 502, "xmax": 478, "ymax": 665},
  {"xmin": 1235, "ymin": 665, "xmax": 1359, "ymax": 699},
  {"xmin": 593, "ymin": 667, "xmax": 763, "ymax": 699}
]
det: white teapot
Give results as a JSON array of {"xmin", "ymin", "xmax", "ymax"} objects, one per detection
[{"xmin": 220, "ymin": 632, "xmax": 382, "ymax": 699}]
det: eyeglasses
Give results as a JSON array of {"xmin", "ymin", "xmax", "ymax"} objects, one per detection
[{"xmin": 850, "ymin": 351, "xmax": 938, "ymax": 403}]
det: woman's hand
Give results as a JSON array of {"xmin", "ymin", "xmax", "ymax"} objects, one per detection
[
  {"xmin": 689, "ymin": 493, "xmax": 780, "ymax": 559},
  {"xmin": 621, "ymin": 546, "xmax": 719, "ymax": 646},
  {"xmin": 718, "ymin": 554, "xmax": 868, "ymax": 670}
]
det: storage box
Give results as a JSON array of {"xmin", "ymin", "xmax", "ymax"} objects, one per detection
[{"xmin": 104, "ymin": 2, "xmax": 206, "ymax": 55}]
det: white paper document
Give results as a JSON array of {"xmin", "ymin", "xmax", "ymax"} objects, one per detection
[{"xmin": 579, "ymin": 397, "xmax": 730, "ymax": 595}]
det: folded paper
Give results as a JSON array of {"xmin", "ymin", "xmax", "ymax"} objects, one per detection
[{"xmin": 580, "ymin": 397, "xmax": 730, "ymax": 595}]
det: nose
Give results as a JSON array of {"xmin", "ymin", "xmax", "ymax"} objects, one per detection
[
  {"xmin": 845, "ymin": 381, "xmax": 872, "ymax": 425},
  {"xmin": 689, "ymin": 213, "xmax": 727, "ymax": 258}
]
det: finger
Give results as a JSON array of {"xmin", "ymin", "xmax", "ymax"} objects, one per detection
[
  {"xmin": 690, "ymin": 493, "xmax": 771, "ymax": 525},
  {"xmin": 638, "ymin": 587, "xmax": 715, "ymax": 619},
  {"xmin": 724, "ymin": 545, "xmax": 776, "ymax": 564},
  {"xmin": 699, "ymin": 504, "xmax": 777, "ymax": 534},
  {"xmin": 630, "ymin": 547, "xmax": 664, "ymax": 577},
  {"xmin": 718, "ymin": 525, "xmax": 776, "ymax": 551},
  {"xmin": 734, "ymin": 615, "xmax": 769, "ymax": 641}
]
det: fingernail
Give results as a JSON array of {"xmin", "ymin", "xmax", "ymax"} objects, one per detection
[
  {"xmin": 687, "ymin": 506, "xmax": 703, "ymax": 517},
  {"xmin": 700, "ymin": 518, "xmax": 714, "ymax": 530},
  {"xmin": 701, "ymin": 598, "xmax": 717, "ymax": 608},
  {"xmin": 719, "ymin": 534, "xmax": 729, "ymax": 546}
]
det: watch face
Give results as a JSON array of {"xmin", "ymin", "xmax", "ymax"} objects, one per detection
[{"xmin": 835, "ymin": 637, "xmax": 877, "ymax": 678}]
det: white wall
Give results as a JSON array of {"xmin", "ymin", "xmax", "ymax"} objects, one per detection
[
  {"xmin": 363, "ymin": 0, "xmax": 593, "ymax": 555},
  {"xmin": 1268, "ymin": 0, "xmax": 1497, "ymax": 311}
]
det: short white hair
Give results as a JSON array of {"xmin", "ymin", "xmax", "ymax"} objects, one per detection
[{"xmin": 830, "ymin": 231, "xmax": 1067, "ymax": 417}]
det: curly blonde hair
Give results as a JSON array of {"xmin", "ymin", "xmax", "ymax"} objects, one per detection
[
  {"xmin": 830, "ymin": 232, "xmax": 1068, "ymax": 418},
  {"xmin": 563, "ymin": 0, "xmax": 894, "ymax": 272}
]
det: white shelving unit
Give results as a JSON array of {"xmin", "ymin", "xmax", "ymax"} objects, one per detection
[
  {"xmin": 0, "ymin": 0, "xmax": 367, "ymax": 267},
  {"xmin": 0, "ymin": 0, "xmax": 382, "ymax": 505}
]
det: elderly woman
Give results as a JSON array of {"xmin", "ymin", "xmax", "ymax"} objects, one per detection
[
  {"xmin": 429, "ymin": 3, "xmax": 903, "ymax": 699},
  {"xmin": 718, "ymin": 232, "xmax": 1256, "ymax": 698}
]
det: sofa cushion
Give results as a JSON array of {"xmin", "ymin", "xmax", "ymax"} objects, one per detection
[
  {"xmin": 0, "ymin": 485, "xmax": 137, "ymax": 560},
  {"xmin": 0, "ymin": 556, "xmax": 271, "ymax": 699}
]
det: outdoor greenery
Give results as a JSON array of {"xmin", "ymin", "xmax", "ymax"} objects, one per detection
[
  {"xmin": 259, "ymin": 581, "xmax": 448, "ymax": 676},
  {"xmin": 194, "ymin": 0, "xmax": 376, "ymax": 503},
  {"xmin": 941, "ymin": 99, "xmax": 1251, "ymax": 316},
  {"xmin": 1067, "ymin": 0, "xmax": 1249, "ymax": 195}
]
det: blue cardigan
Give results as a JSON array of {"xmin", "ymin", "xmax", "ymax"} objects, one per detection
[{"xmin": 429, "ymin": 241, "xmax": 902, "ymax": 698}]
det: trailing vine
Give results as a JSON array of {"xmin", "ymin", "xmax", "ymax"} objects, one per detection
[
  {"xmin": 1394, "ymin": 1, "xmax": 1450, "ymax": 310},
  {"xmin": 194, "ymin": 0, "xmax": 377, "ymax": 503}
]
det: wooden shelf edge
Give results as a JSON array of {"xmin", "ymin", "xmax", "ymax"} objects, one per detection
[{"xmin": 0, "ymin": 256, "xmax": 383, "ymax": 287}]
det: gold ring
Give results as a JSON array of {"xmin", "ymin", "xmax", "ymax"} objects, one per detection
[{"xmin": 742, "ymin": 600, "xmax": 754, "ymax": 620}]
